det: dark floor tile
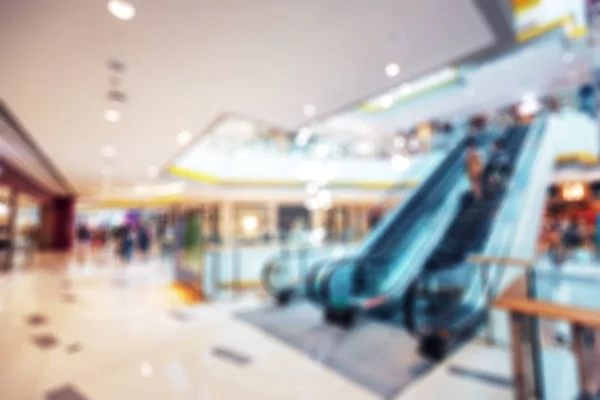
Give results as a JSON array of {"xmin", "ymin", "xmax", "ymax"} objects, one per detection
[
  {"xmin": 63, "ymin": 293, "xmax": 77, "ymax": 303},
  {"xmin": 33, "ymin": 333, "xmax": 59, "ymax": 349},
  {"xmin": 212, "ymin": 346, "xmax": 252, "ymax": 366},
  {"xmin": 170, "ymin": 310, "xmax": 191, "ymax": 322},
  {"xmin": 66, "ymin": 342, "xmax": 82, "ymax": 354},
  {"xmin": 27, "ymin": 314, "xmax": 48, "ymax": 326},
  {"xmin": 46, "ymin": 385, "xmax": 89, "ymax": 400}
]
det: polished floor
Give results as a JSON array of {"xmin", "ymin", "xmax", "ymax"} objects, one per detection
[{"xmin": 0, "ymin": 253, "xmax": 517, "ymax": 399}]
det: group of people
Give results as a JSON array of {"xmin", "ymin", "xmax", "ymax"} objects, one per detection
[
  {"xmin": 75, "ymin": 222, "xmax": 154, "ymax": 264},
  {"xmin": 464, "ymin": 137, "xmax": 510, "ymax": 200},
  {"xmin": 543, "ymin": 216, "xmax": 595, "ymax": 266}
]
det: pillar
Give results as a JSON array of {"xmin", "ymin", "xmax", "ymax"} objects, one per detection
[
  {"xmin": 266, "ymin": 201, "xmax": 279, "ymax": 240},
  {"xmin": 219, "ymin": 202, "xmax": 234, "ymax": 245},
  {"xmin": 40, "ymin": 196, "xmax": 75, "ymax": 251},
  {"xmin": 2, "ymin": 188, "xmax": 17, "ymax": 270}
]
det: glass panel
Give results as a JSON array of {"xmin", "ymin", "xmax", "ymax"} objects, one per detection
[{"xmin": 533, "ymin": 269, "xmax": 600, "ymax": 312}]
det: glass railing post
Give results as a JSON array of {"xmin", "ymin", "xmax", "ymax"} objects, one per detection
[
  {"xmin": 524, "ymin": 267, "xmax": 545, "ymax": 400},
  {"xmin": 232, "ymin": 247, "xmax": 241, "ymax": 296},
  {"xmin": 480, "ymin": 261, "xmax": 494, "ymax": 345},
  {"xmin": 212, "ymin": 251, "xmax": 221, "ymax": 300},
  {"xmin": 299, "ymin": 246, "xmax": 308, "ymax": 283},
  {"xmin": 510, "ymin": 312, "xmax": 537, "ymax": 400},
  {"xmin": 572, "ymin": 324, "xmax": 597, "ymax": 398}
]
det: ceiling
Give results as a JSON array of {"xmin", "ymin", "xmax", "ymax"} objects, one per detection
[
  {"xmin": 312, "ymin": 33, "xmax": 593, "ymax": 137},
  {"xmin": 0, "ymin": 0, "xmax": 509, "ymax": 194}
]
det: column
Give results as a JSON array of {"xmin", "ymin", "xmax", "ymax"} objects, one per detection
[
  {"xmin": 3, "ymin": 188, "xmax": 17, "ymax": 270},
  {"xmin": 219, "ymin": 201, "xmax": 234, "ymax": 245},
  {"xmin": 51, "ymin": 196, "xmax": 75, "ymax": 251},
  {"xmin": 310, "ymin": 209, "xmax": 326, "ymax": 235},
  {"xmin": 266, "ymin": 201, "xmax": 279, "ymax": 241},
  {"xmin": 39, "ymin": 196, "xmax": 75, "ymax": 252}
]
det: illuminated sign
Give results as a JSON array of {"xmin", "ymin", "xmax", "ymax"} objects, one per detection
[
  {"xmin": 562, "ymin": 182, "xmax": 586, "ymax": 201},
  {"xmin": 513, "ymin": 0, "xmax": 587, "ymax": 42}
]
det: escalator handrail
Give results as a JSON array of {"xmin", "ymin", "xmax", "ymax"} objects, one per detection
[{"xmin": 359, "ymin": 130, "xmax": 470, "ymax": 256}]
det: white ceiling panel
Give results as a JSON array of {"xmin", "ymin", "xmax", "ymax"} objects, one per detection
[{"xmin": 0, "ymin": 0, "xmax": 498, "ymax": 192}]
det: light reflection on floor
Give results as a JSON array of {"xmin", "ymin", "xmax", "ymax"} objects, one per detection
[{"xmin": 0, "ymin": 254, "xmax": 377, "ymax": 400}]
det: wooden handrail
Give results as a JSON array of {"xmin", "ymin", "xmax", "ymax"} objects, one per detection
[
  {"xmin": 468, "ymin": 254, "xmax": 534, "ymax": 268},
  {"xmin": 495, "ymin": 277, "xmax": 600, "ymax": 329}
]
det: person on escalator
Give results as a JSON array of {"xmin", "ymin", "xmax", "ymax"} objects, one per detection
[
  {"xmin": 484, "ymin": 139, "xmax": 509, "ymax": 196},
  {"xmin": 562, "ymin": 218, "xmax": 583, "ymax": 258},
  {"xmin": 464, "ymin": 137, "xmax": 483, "ymax": 200}
]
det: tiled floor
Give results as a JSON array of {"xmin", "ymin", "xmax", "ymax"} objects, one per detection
[{"xmin": 0, "ymin": 253, "xmax": 518, "ymax": 399}]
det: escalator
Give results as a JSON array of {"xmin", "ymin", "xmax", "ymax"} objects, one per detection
[
  {"xmin": 315, "ymin": 123, "xmax": 532, "ymax": 339},
  {"xmin": 411, "ymin": 121, "xmax": 547, "ymax": 360},
  {"xmin": 263, "ymin": 129, "xmax": 471, "ymax": 305},
  {"xmin": 424, "ymin": 125, "xmax": 529, "ymax": 272},
  {"xmin": 307, "ymin": 131, "xmax": 498, "ymax": 325}
]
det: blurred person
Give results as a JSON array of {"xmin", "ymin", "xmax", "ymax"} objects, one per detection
[
  {"xmin": 75, "ymin": 222, "xmax": 91, "ymax": 265},
  {"xmin": 137, "ymin": 223, "xmax": 152, "ymax": 262},
  {"xmin": 161, "ymin": 223, "xmax": 175, "ymax": 264},
  {"xmin": 368, "ymin": 207, "xmax": 383, "ymax": 230},
  {"xmin": 464, "ymin": 137, "xmax": 483, "ymax": 200},
  {"xmin": 548, "ymin": 219, "xmax": 566, "ymax": 267},
  {"xmin": 483, "ymin": 138, "xmax": 509, "ymax": 196},
  {"xmin": 118, "ymin": 225, "xmax": 135, "ymax": 264},
  {"xmin": 562, "ymin": 217, "xmax": 583, "ymax": 259},
  {"xmin": 417, "ymin": 124, "xmax": 433, "ymax": 153}
]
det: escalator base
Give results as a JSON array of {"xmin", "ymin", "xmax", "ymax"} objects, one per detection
[{"xmin": 324, "ymin": 306, "xmax": 358, "ymax": 328}]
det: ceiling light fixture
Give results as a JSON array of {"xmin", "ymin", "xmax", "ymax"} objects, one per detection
[
  {"xmin": 101, "ymin": 145, "xmax": 117, "ymax": 158},
  {"xmin": 385, "ymin": 63, "xmax": 401, "ymax": 77},
  {"xmin": 399, "ymin": 83, "xmax": 413, "ymax": 95},
  {"xmin": 303, "ymin": 104, "xmax": 316, "ymax": 117},
  {"xmin": 104, "ymin": 109, "xmax": 121, "ymax": 123},
  {"xmin": 177, "ymin": 130, "xmax": 192, "ymax": 145},
  {"xmin": 379, "ymin": 95, "xmax": 394, "ymax": 109},
  {"xmin": 107, "ymin": 0, "xmax": 136, "ymax": 21}
]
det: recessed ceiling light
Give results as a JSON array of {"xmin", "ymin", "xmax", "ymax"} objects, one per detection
[
  {"xmin": 379, "ymin": 95, "xmax": 394, "ymax": 109},
  {"xmin": 399, "ymin": 83, "xmax": 413, "ymax": 95},
  {"xmin": 140, "ymin": 362, "xmax": 153, "ymax": 378},
  {"xmin": 102, "ymin": 145, "xmax": 117, "ymax": 158},
  {"xmin": 177, "ymin": 130, "xmax": 192, "ymax": 145},
  {"xmin": 107, "ymin": 0, "xmax": 136, "ymax": 20},
  {"xmin": 147, "ymin": 166, "xmax": 159, "ymax": 178},
  {"xmin": 385, "ymin": 63, "xmax": 401, "ymax": 77},
  {"xmin": 303, "ymin": 104, "xmax": 316, "ymax": 117},
  {"xmin": 562, "ymin": 52, "xmax": 575, "ymax": 63},
  {"xmin": 104, "ymin": 109, "xmax": 121, "ymax": 123}
]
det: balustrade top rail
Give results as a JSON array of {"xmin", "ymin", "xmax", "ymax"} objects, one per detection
[{"xmin": 495, "ymin": 276, "xmax": 600, "ymax": 329}]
